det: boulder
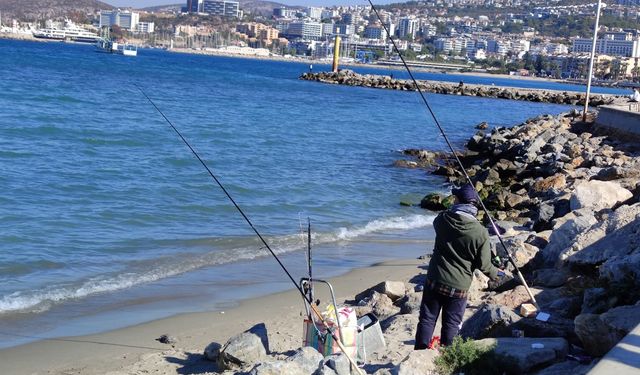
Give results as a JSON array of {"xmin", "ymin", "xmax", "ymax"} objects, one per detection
[
  {"xmin": 569, "ymin": 180, "xmax": 633, "ymax": 211},
  {"xmin": 373, "ymin": 293, "xmax": 401, "ymax": 321},
  {"xmin": 287, "ymin": 346, "xmax": 324, "ymax": 375},
  {"xmin": 324, "ymin": 353, "xmax": 351, "ymax": 375},
  {"xmin": 568, "ymin": 204, "xmax": 640, "ymax": 269},
  {"xmin": 581, "ymin": 288, "xmax": 616, "ymax": 314},
  {"xmin": 599, "ymin": 252, "xmax": 640, "ymax": 285},
  {"xmin": 574, "ymin": 304, "xmax": 640, "ymax": 356},
  {"xmin": 395, "ymin": 291, "xmax": 421, "ymax": 315},
  {"xmin": 475, "ymin": 337, "xmax": 568, "ymax": 374},
  {"xmin": 534, "ymin": 360, "xmax": 595, "ymax": 375},
  {"xmin": 542, "ymin": 210, "xmax": 597, "ymax": 266},
  {"xmin": 218, "ymin": 331, "xmax": 267, "ymax": 371},
  {"xmin": 531, "ymin": 175, "xmax": 567, "ymax": 196},
  {"xmin": 204, "ymin": 342, "xmax": 222, "ymax": 361},
  {"xmin": 459, "ymin": 304, "xmax": 521, "ymax": 339},
  {"xmin": 393, "ymin": 160, "xmax": 419, "ymax": 168},
  {"xmin": 420, "ymin": 193, "xmax": 447, "ymax": 211},
  {"xmin": 511, "ymin": 316, "xmax": 576, "ymax": 341},
  {"xmin": 355, "ymin": 281, "xmax": 406, "ymax": 303},
  {"xmin": 395, "ymin": 349, "xmax": 439, "ymax": 375},
  {"xmin": 374, "ymin": 281, "xmax": 407, "ymax": 301},
  {"xmin": 249, "ymin": 360, "xmax": 306, "ymax": 375},
  {"xmin": 546, "ymin": 296, "xmax": 582, "ymax": 319},
  {"xmin": 532, "ymin": 268, "xmax": 569, "ymax": 288},
  {"xmin": 487, "ymin": 286, "xmax": 535, "ymax": 309},
  {"xmin": 355, "ymin": 291, "xmax": 400, "ymax": 320}
]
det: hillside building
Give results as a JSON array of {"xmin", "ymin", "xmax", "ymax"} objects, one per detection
[
  {"xmin": 100, "ymin": 10, "xmax": 139, "ymax": 30},
  {"xmin": 202, "ymin": 0, "xmax": 239, "ymax": 18}
]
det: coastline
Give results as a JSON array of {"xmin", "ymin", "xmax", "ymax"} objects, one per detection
[{"xmin": 0, "ymin": 258, "xmax": 426, "ymax": 375}]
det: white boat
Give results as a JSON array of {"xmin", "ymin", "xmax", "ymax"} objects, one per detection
[
  {"xmin": 96, "ymin": 27, "xmax": 137, "ymax": 57},
  {"xmin": 117, "ymin": 43, "xmax": 138, "ymax": 56},
  {"xmin": 33, "ymin": 20, "xmax": 99, "ymax": 43}
]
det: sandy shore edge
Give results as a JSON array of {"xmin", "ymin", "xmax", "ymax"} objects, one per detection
[{"xmin": 0, "ymin": 258, "xmax": 426, "ymax": 375}]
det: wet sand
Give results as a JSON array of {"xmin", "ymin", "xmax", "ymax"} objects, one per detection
[{"xmin": 0, "ymin": 258, "xmax": 426, "ymax": 375}]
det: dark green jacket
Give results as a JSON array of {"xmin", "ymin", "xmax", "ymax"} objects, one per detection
[{"xmin": 427, "ymin": 208, "xmax": 498, "ymax": 291}]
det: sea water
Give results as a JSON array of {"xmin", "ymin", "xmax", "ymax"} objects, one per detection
[{"xmin": 0, "ymin": 40, "xmax": 624, "ymax": 348}]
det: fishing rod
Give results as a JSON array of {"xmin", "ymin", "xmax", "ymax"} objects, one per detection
[
  {"xmin": 136, "ymin": 85, "xmax": 364, "ymax": 374},
  {"xmin": 366, "ymin": 1, "xmax": 540, "ymax": 311}
]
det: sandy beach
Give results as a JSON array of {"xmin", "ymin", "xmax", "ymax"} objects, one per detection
[{"xmin": 0, "ymin": 258, "xmax": 426, "ymax": 375}]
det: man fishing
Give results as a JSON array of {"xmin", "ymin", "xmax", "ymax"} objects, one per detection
[{"xmin": 415, "ymin": 183, "xmax": 502, "ymax": 349}]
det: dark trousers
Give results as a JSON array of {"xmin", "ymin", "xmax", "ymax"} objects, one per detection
[{"xmin": 415, "ymin": 286, "xmax": 467, "ymax": 349}]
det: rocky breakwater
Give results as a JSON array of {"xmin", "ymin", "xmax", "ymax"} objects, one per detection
[
  {"xmin": 397, "ymin": 112, "xmax": 640, "ymax": 372},
  {"xmin": 300, "ymin": 70, "xmax": 620, "ymax": 107}
]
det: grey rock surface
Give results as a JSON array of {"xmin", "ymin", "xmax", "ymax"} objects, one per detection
[
  {"xmin": 476, "ymin": 337, "xmax": 568, "ymax": 374},
  {"xmin": 217, "ymin": 331, "xmax": 267, "ymax": 371},
  {"xmin": 460, "ymin": 304, "xmax": 521, "ymax": 339}
]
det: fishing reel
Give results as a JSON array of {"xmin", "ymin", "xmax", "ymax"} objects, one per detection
[{"xmin": 491, "ymin": 254, "xmax": 509, "ymax": 270}]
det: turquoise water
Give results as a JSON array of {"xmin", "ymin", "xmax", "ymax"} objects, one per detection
[{"xmin": 0, "ymin": 39, "xmax": 580, "ymax": 347}]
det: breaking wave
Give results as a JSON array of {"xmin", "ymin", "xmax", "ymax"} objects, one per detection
[{"xmin": 0, "ymin": 214, "xmax": 435, "ymax": 314}]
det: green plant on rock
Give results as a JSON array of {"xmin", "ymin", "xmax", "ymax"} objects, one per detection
[{"xmin": 434, "ymin": 337, "xmax": 497, "ymax": 375}]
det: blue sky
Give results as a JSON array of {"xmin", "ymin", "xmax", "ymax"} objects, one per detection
[{"xmin": 106, "ymin": 1, "xmax": 400, "ymax": 8}]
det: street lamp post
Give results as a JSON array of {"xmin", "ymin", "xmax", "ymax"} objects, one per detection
[{"xmin": 583, "ymin": 0, "xmax": 603, "ymax": 122}]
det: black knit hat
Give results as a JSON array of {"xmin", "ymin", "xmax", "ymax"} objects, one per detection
[{"xmin": 452, "ymin": 183, "xmax": 479, "ymax": 204}]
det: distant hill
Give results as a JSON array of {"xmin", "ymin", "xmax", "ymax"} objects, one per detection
[
  {"xmin": 0, "ymin": 0, "xmax": 113, "ymax": 21},
  {"xmin": 240, "ymin": 0, "xmax": 285, "ymax": 16},
  {"xmin": 141, "ymin": 3, "xmax": 182, "ymax": 13},
  {"xmin": 142, "ymin": 1, "xmax": 285, "ymax": 17},
  {"xmin": 0, "ymin": 0, "xmax": 286, "ymax": 22}
]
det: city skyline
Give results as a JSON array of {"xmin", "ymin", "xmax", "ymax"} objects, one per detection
[{"xmin": 105, "ymin": 0, "xmax": 401, "ymax": 8}]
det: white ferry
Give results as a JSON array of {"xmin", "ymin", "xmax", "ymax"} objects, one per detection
[{"xmin": 32, "ymin": 20, "xmax": 99, "ymax": 43}]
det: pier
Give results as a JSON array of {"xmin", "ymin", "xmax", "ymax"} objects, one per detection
[{"xmin": 300, "ymin": 70, "xmax": 621, "ymax": 107}]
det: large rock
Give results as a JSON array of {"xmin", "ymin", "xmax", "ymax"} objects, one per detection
[
  {"xmin": 324, "ymin": 353, "xmax": 351, "ymax": 375},
  {"xmin": 476, "ymin": 337, "xmax": 568, "ymax": 374},
  {"xmin": 511, "ymin": 315, "xmax": 576, "ymax": 342},
  {"xmin": 249, "ymin": 360, "xmax": 306, "ymax": 375},
  {"xmin": 395, "ymin": 349, "xmax": 439, "ymax": 375},
  {"xmin": 355, "ymin": 291, "xmax": 400, "ymax": 320},
  {"xmin": 287, "ymin": 346, "xmax": 324, "ymax": 375},
  {"xmin": 532, "ymin": 268, "xmax": 569, "ymax": 288},
  {"xmin": 487, "ymin": 286, "xmax": 536, "ymax": 309},
  {"xmin": 395, "ymin": 291, "xmax": 421, "ymax": 314},
  {"xmin": 574, "ymin": 304, "xmax": 640, "ymax": 356},
  {"xmin": 581, "ymin": 287, "xmax": 616, "ymax": 314},
  {"xmin": 355, "ymin": 281, "xmax": 406, "ymax": 303},
  {"xmin": 560, "ymin": 203, "xmax": 640, "ymax": 265},
  {"xmin": 374, "ymin": 281, "xmax": 407, "ymax": 301},
  {"xmin": 534, "ymin": 360, "xmax": 595, "ymax": 375},
  {"xmin": 568, "ymin": 203, "xmax": 640, "ymax": 269},
  {"xmin": 218, "ymin": 331, "xmax": 267, "ymax": 370},
  {"xmin": 569, "ymin": 180, "xmax": 633, "ymax": 211},
  {"xmin": 459, "ymin": 304, "xmax": 521, "ymax": 339},
  {"xmin": 530, "ymin": 174, "xmax": 567, "ymax": 196},
  {"xmin": 542, "ymin": 209, "xmax": 597, "ymax": 266}
]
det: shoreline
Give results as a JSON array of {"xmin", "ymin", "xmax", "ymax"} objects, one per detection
[
  {"xmin": 0, "ymin": 34, "xmax": 624, "ymax": 91},
  {"xmin": 0, "ymin": 258, "xmax": 426, "ymax": 375}
]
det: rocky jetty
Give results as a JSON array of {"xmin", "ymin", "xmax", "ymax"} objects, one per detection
[
  {"xmin": 193, "ymin": 112, "xmax": 639, "ymax": 374},
  {"xmin": 300, "ymin": 70, "xmax": 620, "ymax": 107}
]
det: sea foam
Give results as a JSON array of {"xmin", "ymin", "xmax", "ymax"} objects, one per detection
[{"xmin": 0, "ymin": 214, "xmax": 434, "ymax": 314}]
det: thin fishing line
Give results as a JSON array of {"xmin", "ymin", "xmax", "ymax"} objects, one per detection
[
  {"xmin": 135, "ymin": 84, "xmax": 309, "ymax": 302},
  {"xmin": 137, "ymin": 84, "xmax": 366, "ymax": 375},
  {"xmin": 367, "ymin": 1, "xmax": 538, "ymax": 306}
]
